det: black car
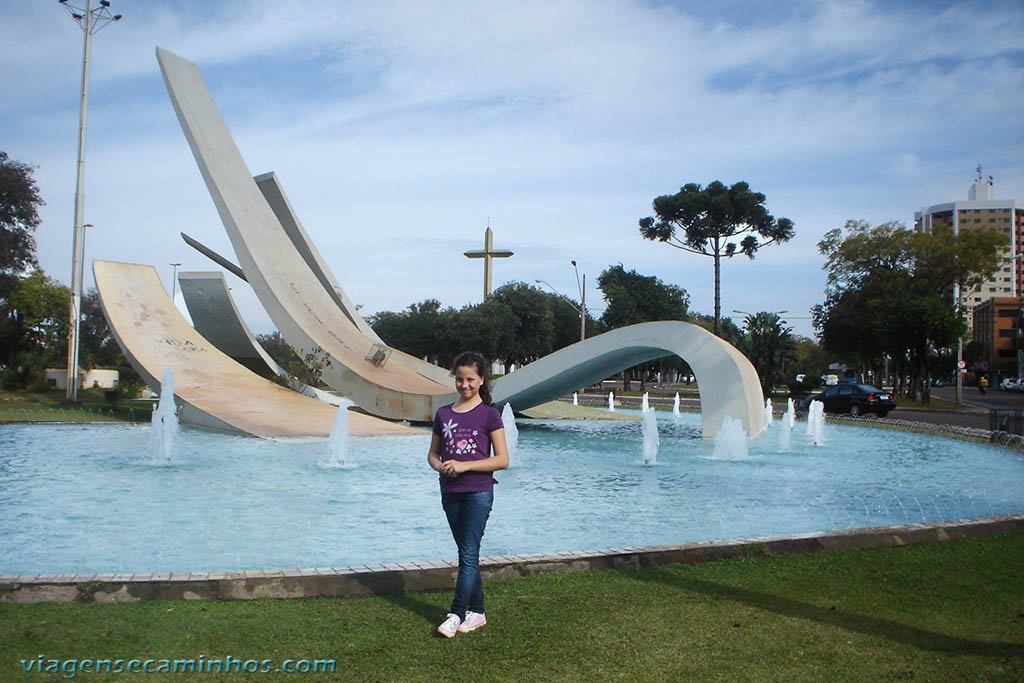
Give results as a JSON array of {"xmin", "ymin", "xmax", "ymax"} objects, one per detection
[{"xmin": 807, "ymin": 383, "xmax": 896, "ymax": 417}]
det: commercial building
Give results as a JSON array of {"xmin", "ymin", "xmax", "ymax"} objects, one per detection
[{"xmin": 972, "ymin": 297, "xmax": 1023, "ymax": 379}]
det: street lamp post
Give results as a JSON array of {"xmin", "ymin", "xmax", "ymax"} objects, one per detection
[
  {"xmin": 954, "ymin": 282, "xmax": 964, "ymax": 406},
  {"xmin": 535, "ymin": 277, "xmax": 586, "ymax": 342},
  {"xmin": 571, "ymin": 260, "xmax": 586, "ymax": 342},
  {"xmin": 169, "ymin": 262, "xmax": 182, "ymax": 301},
  {"xmin": 61, "ymin": 0, "xmax": 122, "ymax": 402}
]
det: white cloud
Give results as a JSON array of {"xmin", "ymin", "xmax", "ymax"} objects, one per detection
[{"xmin": 4, "ymin": 0, "xmax": 1022, "ymax": 343}]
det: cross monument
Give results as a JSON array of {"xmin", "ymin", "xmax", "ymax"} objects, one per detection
[{"xmin": 464, "ymin": 225, "xmax": 513, "ymax": 298}]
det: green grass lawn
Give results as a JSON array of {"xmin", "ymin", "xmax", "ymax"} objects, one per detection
[
  {"xmin": 0, "ymin": 389, "xmax": 151, "ymax": 424},
  {"xmin": 3, "ymin": 534, "xmax": 1022, "ymax": 682}
]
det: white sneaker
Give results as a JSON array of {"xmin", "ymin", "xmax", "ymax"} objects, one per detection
[
  {"xmin": 457, "ymin": 611, "xmax": 487, "ymax": 633},
  {"xmin": 437, "ymin": 613, "xmax": 461, "ymax": 638}
]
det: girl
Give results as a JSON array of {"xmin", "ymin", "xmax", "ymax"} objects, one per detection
[{"xmin": 427, "ymin": 351, "xmax": 509, "ymax": 638}]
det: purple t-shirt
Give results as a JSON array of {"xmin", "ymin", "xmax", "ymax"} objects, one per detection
[{"xmin": 432, "ymin": 402, "xmax": 505, "ymax": 493}]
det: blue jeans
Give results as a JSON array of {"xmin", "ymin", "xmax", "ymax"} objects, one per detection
[{"xmin": 441, "ymin": 490, "xmax": 494, "ymax": 616}]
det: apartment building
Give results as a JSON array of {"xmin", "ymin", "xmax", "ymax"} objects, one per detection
[{"xmin": 914, "ymin": 171, "xmax": 1022, "ymax": 336}]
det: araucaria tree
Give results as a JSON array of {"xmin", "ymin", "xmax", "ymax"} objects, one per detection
[{"xmin": 639, "ymin": 180, "xmax": 794, "ymax": 336}]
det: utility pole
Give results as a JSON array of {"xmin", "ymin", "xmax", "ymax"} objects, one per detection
[{"xmin": 61, "ymin": 0, "xmax": 122, "ymax": 401}]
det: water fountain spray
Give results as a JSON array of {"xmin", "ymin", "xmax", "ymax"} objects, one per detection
[
  {"xmin": 641, "ymin": 409, "xmax": 659, "ymax": 465},
  {"xmin": 501, "ymin": 403, "xmax": 519, "ymax": 466},
  {"xmin": 326, "ymin": 404, "xmax": 349, "ymax": 467},
  {"xmin": 150, "ymin": 368, "xmax": 179, "ymax": 462}
]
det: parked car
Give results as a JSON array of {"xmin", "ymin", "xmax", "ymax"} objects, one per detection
[
  {"xmin": 805, "ymin": 383, "xmax": 896, "ymax": 417},
  {"xmin": 1000, "ymin": 378, "xmax": 1021, "ymax": 392}
]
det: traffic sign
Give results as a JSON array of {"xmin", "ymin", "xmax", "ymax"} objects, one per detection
[{"xmin": 957, "ymin": 360, "xmax": 966, "ymax": 369}]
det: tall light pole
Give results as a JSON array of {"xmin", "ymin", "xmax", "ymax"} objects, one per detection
[
  {"xmin": 953, "ymin": 214, "xmax": 963, "ymax": 406},
  {"xmin": 61, "ymin": 0, "xmax": 122, "ymax": 402},
  {"xmin": 169, "ymin": 262, "xmax": 182, "ymax": 301},
  {"xmin": 535, "ymin": 277, "xmax": 586, "ymax": 343},
  {"xmin": 571, "ymin": 260, "xmax": 587, "ymax": 342}
]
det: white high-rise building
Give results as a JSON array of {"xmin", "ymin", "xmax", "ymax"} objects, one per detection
[{"xmin": 914, "ymin": 169, "xmax": 1022, "ymax": 335}]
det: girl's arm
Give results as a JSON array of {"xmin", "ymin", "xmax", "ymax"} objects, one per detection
[
  {"xmin": 439, "ymin": 428, "xmax": 509, "ymax": 476},
  {"xmin": 427, "ymin": 432, "xmax": 446, "ymax": 474}
]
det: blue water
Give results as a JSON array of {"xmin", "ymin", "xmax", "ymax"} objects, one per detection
[{"xmin": 1, "ymin": 414, "xmax": 1021, "ymax": 575}]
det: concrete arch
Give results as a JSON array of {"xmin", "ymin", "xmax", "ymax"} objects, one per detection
[{"xmin": 494, "ymin": 321, "xmax": 765, "ymax": 439}]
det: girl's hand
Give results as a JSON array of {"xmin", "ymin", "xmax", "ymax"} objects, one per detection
[{"xmin": 440, "ymin": 460, "xmax": 469, "ymax": 477}]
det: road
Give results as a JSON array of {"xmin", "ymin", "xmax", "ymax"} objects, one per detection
[{"xmin": 930, "ymin": 384, "xmax": 1024, "ymax": 411}]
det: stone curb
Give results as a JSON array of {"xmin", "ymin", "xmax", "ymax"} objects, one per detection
[
  {"xmin": 2, "ymin": 515, "xmax": 1021, "ymax": 605},
  {"xmin": 821, "ymin": 414, "xmax": 1024, "ymax": 451}
]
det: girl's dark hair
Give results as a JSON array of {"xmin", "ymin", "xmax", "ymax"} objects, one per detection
[{"xmin": 451, "ymin": 351, "xmax": 493, "ymax": 406}]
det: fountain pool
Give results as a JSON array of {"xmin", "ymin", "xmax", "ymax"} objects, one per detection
[{"xmin": 1, "ymin": 414, "xmax": 1021, "ymax": 576}]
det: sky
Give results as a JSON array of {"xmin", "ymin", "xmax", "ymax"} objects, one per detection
[{"xmin": 3, "ymin": 0, "xmax": 1022, "ymax": 339}]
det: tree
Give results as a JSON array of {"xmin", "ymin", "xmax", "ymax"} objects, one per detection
[
  {"xmin": 0, "ymin": 151, "xmax": 43, "ymax": 282},
  {"xmin": 1, "ymin": 269, "xmax": 68, "ymax": 388},
  {"xmin": 788, "ymin": 335, "xmax": 830, "ymax": 395},
  {"xmin": 370, "ymin": 299, "xmax": 453, "ymax": 364},
  {"xmin": 540, "ymin": 290, "xmax": 600, "ymax": 350},
  {"xmin": 77, "ymin": 287, "xmax": 145, "ymax": 396},
  {"xmin": 597, "ymin": 264, "xmax": 690, "ymax": 329},
  {"xmin": 457, "ymin": 298, "xmax": 517, "ymax": 369},
  {"xmin": 490, "ymin": 282, "xmax": 555, "ymax": 367},
  {"xmin": 690, "ymin": 312, "xmax": 745, "ymax": 349},
  {"xmin": 256, "ymin": 331, "xmax": 301, "ymax": 370},
  {"xmin": 254, "ymin": 332, "xmax": 333, "ymax": 387},
  {"xmin": 7, "ymin": 269, "xmax": 68, "ymax": 358},
  {"xmin": 739, "ymin": 311, "xmax": 794, "ymax": 395},
  {"xmin": 639, "ymin": 180, "xmax": 794, "ymax": 335},
  {"xmin": 597, "ymin": 264, "xmax": 690, "ymax": 389},
  {"xmin": 814, "ymin": 220, "xmax": 1006, "ymax": 401},
  {"xmin": 0, "ymin": 151, "xmax": 45, "ymax": 366},
  {"xmin": 79, "ymin": 289, "xmax": 121, "ymax": 369}
]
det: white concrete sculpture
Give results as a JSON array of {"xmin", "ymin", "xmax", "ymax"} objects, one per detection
[{"xmin": 152, "ymin": 46, "xmax": 765, "ymax": 438}]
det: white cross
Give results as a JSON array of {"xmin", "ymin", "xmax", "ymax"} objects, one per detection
[{"xmin": 464, "ymin": 226, "xmax": 513, "ymax": 298}]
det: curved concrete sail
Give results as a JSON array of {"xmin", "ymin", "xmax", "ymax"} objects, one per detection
[
  {"xmin": 177, "ymin": 270, "xmax": 344, "ymax": 406},
  {"xmin": 93, "ymin": 260, "xmax": 414, "ymax": 438},
  {"xmin": 253, "ymin": 172, "xmax": 381, "ymax": 344},
  {"xmin": 252, "ymin": 171, "xmax": 451, "ymax": 385},
  {"xmin": 155, "ymin": 46, "xmax": 765, "ymax": 438},
  {"xmin": 177, "ymin": 271, "xmax": 277, "ymax": 377},
  {"xmin": 158, "ymin": 47, "xmax": 454, "ymax": 422}
]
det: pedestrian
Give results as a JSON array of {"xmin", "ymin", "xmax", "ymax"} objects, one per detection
[
  {"xmin": 427, "ymin": 351, "xmax": 509, "ymax": 638},
  {"xmin": 979, "ymin": 375, "xmax": 989, "ymax": 394}
]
